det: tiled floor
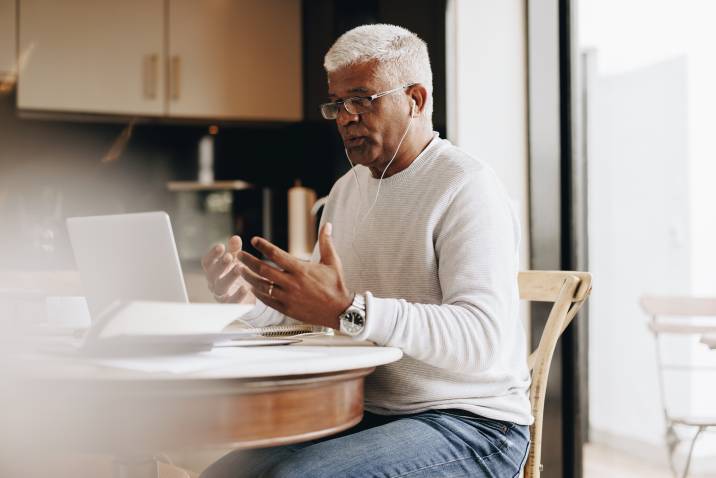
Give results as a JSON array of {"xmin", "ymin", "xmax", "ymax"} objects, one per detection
[
  {"xmin": 584, "ymin": 443, "xmax": 673, "ymax": 478},
  {"xmin": 584, "ymin": 442, "xmax": 715, "ymax": 478}
]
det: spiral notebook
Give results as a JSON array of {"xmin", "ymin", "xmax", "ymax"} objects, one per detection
[{"xmin": 224, "ymin": 320, "xmax": 329, "ymax": 338}]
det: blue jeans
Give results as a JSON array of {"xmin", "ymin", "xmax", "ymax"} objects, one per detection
[{"xmin": 200, "ymin": 409, "xmax": 530, "ymax": 478}]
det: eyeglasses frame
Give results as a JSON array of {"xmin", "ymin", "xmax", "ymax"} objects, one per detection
[{"xmin": 320, "ymin": 83, "xmax": 416, "ymax": 120}]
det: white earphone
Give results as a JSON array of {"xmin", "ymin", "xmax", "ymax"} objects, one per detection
[{"xmin": 344, "ymin": 98, "xmax": 416, "ymax": 279}]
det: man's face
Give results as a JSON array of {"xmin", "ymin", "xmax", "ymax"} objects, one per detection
[{"xmin": 327, "ymin": 61, "xmax": 411, "ymax": 175}]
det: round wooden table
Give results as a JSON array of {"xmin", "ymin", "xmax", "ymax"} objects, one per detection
[{"xmin": 2, "ymin": 341, "xmax": 402, "ymax": 477}]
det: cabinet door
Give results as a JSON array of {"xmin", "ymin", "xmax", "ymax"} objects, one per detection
[
  {"xmin": 18, "ymin": 0, "xmax": 164, "ymax": 115},
  {"xmin": 0, "ymin": 0, "xmax": 15, "ymax": 76},
  {"xmin": 168, "ymin": 0, "xmax": 302, "ymax": 121}
]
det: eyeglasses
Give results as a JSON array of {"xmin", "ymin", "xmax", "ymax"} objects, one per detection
[{"xmin": 320, "ymin": 84, "xmax": 415, "ymax": 120}]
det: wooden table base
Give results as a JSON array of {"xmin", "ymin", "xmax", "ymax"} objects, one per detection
[{"xmin": 7, "ymin": 367, "xmax": 374, "ymax": 456}]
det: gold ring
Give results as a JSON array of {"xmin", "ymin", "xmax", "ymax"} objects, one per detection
[{"xmin": 268, "ymin": 282, "xmax": 274, "ymax": 297}]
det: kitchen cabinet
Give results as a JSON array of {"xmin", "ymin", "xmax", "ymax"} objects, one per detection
[
  {"xmin": 18, "ymin": 0, "xmax": 165, "ymax": 115},
  {"xmin": 167, "ymin": 0, "xmax": 302, "ymax": 121},
  {"xmin": 18, "ymin": 0, "xmax": 302, "ymax": 121},
  {"xmin": 0, "ymin": 0, "xmax": 16, "ymax": 79}
]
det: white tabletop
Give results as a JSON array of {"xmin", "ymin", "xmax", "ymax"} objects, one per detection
[{"xmin": 7, "ymin": 336, "xmax": 403, "ymax": 381}]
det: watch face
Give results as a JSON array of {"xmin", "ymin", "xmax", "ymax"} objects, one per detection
[
  {"xmin": 341, "ymin": 308, "xmax": 365, "ymax": 336},
  {"xmin": 346, "ymin": 311, "xmax": 364, "ymax": 327}
]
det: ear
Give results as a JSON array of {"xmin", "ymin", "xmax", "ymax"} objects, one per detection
[{"xmin": 407, "ymin": 84, "xmax": 428, "ymax": 117}]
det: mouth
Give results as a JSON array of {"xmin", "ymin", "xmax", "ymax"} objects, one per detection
[{"xmin": 343, "ymin": 135, "xmax": 367, "ymax": 148}]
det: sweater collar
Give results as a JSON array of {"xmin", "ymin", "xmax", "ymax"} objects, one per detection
[{"xmin": 365, "ymin": 132, "xmax": 443, "ymax": 185}]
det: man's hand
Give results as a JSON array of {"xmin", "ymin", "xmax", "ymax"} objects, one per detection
[
  {"xmin": 238, "ymin": 223, "xmax": 352, "ymax": 329},
  {"xmin": 201, "ymin": 235, "xmax": 255, "ymax": 304}
]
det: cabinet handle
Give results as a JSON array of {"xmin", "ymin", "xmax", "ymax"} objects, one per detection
[
  {"xmin": 170, "ymin": 56, "xmax": 181, "ymax": 101},
  {"xmin": 142, "ymin": 55, "xmax": 150, "ymax": 99},
  {"xmin": 143, "ymin": 54, "xmax": 159, "ymax": 100}
]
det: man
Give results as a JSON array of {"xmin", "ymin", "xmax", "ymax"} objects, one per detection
[{"xmin": 201, "ymin": 24, "xmax": 531, "ymax": 477}]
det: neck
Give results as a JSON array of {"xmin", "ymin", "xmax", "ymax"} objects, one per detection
[{"xmin": 369, "ymin": 124, "xmax": 434, "ymax": 179}]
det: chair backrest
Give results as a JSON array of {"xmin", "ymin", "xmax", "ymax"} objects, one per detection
[{"xmin": 519, "ymin": 270, "xmax": 593, "ymax": 478}]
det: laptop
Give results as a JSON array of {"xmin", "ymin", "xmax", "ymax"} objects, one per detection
[
  {"xmin": 66, "ymin": 211, "xmax": 189, "ymax": 321},
  {"xmin": 65, "ymin": 211, "xmax": 292, "ymax": 355}
]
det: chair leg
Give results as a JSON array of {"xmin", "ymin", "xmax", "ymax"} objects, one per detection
[
  {"xmin": 681, "ymin": 426, "xmax": 705, "ymax": 478},
  {"xmin": 665, "ymin": 423, "xmax": 680, "ymax": 477}
]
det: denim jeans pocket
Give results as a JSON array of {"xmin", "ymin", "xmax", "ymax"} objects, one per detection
[
  {"xmin": 438, "ymin": 409, "xmax": 512, "ymax": 434},
  {"xmin": 436, "ymin": 409, "xmax": 512, "ymax": 452}
]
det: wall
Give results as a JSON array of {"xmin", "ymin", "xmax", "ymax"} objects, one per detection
[{"xmin": 0, "ymin": 0, "xmax": 15, "ymax": 77}]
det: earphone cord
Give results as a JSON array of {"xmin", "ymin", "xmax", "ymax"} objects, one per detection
[
  {"xmin": 344, "ymin": 112, "xmax": 414, "ymax": 279},
  {"xmin": 357, "ymin": 113, "xmax": 413, "ymax": 226}
]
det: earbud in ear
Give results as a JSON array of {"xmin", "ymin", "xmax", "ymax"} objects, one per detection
[{"xmin": 411, "ymin": 100, "xmax": 418, "ymax": 117}]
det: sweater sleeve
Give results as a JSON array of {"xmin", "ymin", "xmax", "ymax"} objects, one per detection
[
  {"xmin": 239, "ymin": 299, "xmax": 294, "ymax": 327},
  {"xmin": 353, "ymin": 170, "xmax": 520, "ymax": 373}
]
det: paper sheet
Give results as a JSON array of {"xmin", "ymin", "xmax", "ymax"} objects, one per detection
[{"xmin": 96, "ymin": 301, "xmax": 253, "ymax": 339}]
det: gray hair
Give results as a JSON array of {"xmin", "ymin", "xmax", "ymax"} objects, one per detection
[{"xmin": 324, "ymin": 24, "xmax": 433, "ymax": 121}]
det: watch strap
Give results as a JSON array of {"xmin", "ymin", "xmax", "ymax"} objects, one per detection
[
  {"xmin": 351, "ymin": 292, "xmax": 366, "ymax": 313},
  {"xmin": 339, "ymin": 292, "xmax": 366, "ymax": 336}
]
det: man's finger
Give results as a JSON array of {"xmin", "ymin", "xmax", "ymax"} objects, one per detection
[
  {"xmin": 213, "ymin": 264, "xmax": 243, "ymax": 297},
  {"xmin": 227, "ymin": 235, "xmax": 243, "ymax": 257},
  {"xmin": 239, "ymin": 264, "xmax": 286, "ymax": 308},
  {"xmin": 251, "ymin": 237, "xmax": 299, "ymax": 272},
  {"xmin": 238, "ymin": 251, "xmax": 287, "ymax": 287},
  {"xmin": 253, "ymin": 290, "xmax": 284, "ymax": 311},
  {"xmin": 239, "ymin": 265, "xmax": 274, "ymax": 294},
  {"xmin": 226, "ymin": 283, "xmax": 252, "ymax": 304},
  {"xmin": 253, "ymin": 282, "xmax": 286, "ymax": 303},
  {"xmin": 207, "ymin": 253, "xmax": 236, "ymax": 286},
  {"xmin": 201, "ymin": 244, "xmax": 225, "ymax": 273},
  {"xmin": 318, "ymin": 222, "xmax": 341, "ymax": 267}
]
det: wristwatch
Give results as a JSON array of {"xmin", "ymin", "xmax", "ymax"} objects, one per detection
[{"xmin": 339, "ymin": 293, "xmax": 366, "ymax": 336}]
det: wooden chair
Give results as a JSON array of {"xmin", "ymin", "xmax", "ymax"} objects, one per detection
[
  {"xmin": 519, "ymin": 271, "xmax": 593, "ymax": 478},
  {"xmin": 640, "ymin": 296, "xmax": 716, "ymax": 477}
]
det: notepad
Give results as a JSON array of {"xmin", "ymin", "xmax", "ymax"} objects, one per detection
[
  {"xmin": 79, "ymin": 301, "xmax": 329, "ymax": 355},
  {"xmin": 87, "ymin": 301, "xmax": 250, "ymax": 339}
]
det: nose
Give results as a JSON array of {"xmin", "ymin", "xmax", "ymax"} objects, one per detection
[{"xmin": 335, "ymin": 105, "xmax": 359, "ymax": 127}]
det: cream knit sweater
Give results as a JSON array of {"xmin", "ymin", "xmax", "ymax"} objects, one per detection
[{"xmin": 245, "ymin": 134, "xmax": 532, "ymax": 425}]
